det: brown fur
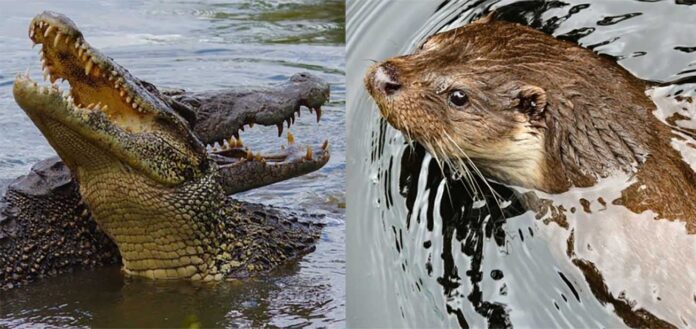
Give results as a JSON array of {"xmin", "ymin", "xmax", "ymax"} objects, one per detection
[{"xmin": 365, "ymin": 18, "xmax": 696, "ymax": 232}]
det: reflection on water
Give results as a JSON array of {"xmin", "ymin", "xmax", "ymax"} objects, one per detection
[
  {"xmin": 347, "ymin": 0, "xmax": 695, "ymax": 327},
  {"xmin": 0, "ymin": 0, "xmax": 344, "ymax": 327}
]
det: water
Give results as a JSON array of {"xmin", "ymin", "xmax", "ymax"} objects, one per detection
[
  {"xmin": 347, "ymin": 0, "xmax": 695, "ymax": 327},
  {"xmin": 0, "ymin": 1, "xmax": 345, "ymax": 327}
]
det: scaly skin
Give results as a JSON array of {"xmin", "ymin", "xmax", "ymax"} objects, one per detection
[{"xmin": 4, "ymin": 11, "xmax": 330, "ymax": 286}]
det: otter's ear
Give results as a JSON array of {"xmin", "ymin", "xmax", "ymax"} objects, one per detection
[{"xmin": 515, "ymin": 85, "xmax": 547, "ymax": 123}]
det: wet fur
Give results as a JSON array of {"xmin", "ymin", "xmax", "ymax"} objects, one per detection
[{"xmin": 366, "ymin": 18, "xmax": 696, "ymax": 231}]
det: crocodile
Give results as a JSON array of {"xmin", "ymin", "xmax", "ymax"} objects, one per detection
[{"xmin": 1, "ymin": 11, "xmax": 331, "ymax": 289}]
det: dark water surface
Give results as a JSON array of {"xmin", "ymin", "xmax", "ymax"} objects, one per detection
[
  {"xmin": 0, "ymin": 1, "xmax": 345, "ymax": 327},
  {"xmin": 347, "ymin": 0, "xmax": 695, "ymax": 327}
]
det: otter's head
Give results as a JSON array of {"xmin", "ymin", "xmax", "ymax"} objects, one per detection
[{"xmin": 366, "ymin": 17, "xmax": 652, "ymax": 193}]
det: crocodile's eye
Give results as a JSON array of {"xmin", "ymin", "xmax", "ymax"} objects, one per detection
[{"xmin": 448, "ymin": 90, "xmax": 468, "ymax": 108}]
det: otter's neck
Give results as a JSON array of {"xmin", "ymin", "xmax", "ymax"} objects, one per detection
[
  {"xmin": 76, "ymin": 163, "xmax": 229, "ymax": 281},
  {"xmin": 543, "ymin": 94, "xmax": 656, "ymax": 191}
]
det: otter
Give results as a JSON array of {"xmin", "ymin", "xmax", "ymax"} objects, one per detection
[{"xmin": 364, "ymin": 16, "xmax": 696, "ymax": 233}]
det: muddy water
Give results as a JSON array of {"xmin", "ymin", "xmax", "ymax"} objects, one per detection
[
  {"xmin": 0, "ymin": 1, "xmax": 345, "ymax": 327},
  {"xmin": 347, "ymin": 0, "xmax": 695, "ymax": 327}
]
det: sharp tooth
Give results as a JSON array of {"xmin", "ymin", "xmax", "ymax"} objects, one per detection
[
  {"xmin": 85, "ymin": 60, "xmax": 93, "ymax": 76},
  {"xmin": 237, "ymin": 136, "xmax": 243, "ymax": 146},
  {"xmin": 78, "ymin": 47, "xmax": 84, "ymax": 57},
  {"xmin": 87, "ymin": 103, "xmax": 95, "ymax": 109},
  {"xmin": 65, "ymin": 35, "xmax": 71, "ymax": 45},
  {"xmin": 322, "ymin": 140, "xmax": 329, "ymax": 150},
  {"xmin": 246, "ymin": 150, "xmax": 253, "ymax": 161},
  {"xmin": 276, "ymin": 123, "xmax": 283, "ymax": 137},
  {"xmin": 126, "ymin": 96, "xmax": 132, "ymax": 103},
  {"xmin": 305, "ymin": 146, "xmax": 313, "ymax": 160},
  {"xmin": 254, "ymin": 154, "xmax": 263, "ymax": 161},
  {"xmin": 53, "ymin": 32, "xmax": 62, "ymax": 47},
  {"xmin": 43, "ymin": 69, "xmax": 49, "ymax": 82},
  {"xmin": 44, "ymin": 26, "xmax": 54, "ymax": 37},
  {"xmin": 74, "ymin": 40, "xmax": 80, "ymax": 49},
  {"xmin": 228, "ymin": 137, "xmax": 237, "ymax": 148},
  {"xmin": 287, "ymin": 131, "xmax": 295, "ymax": 145},
  {"xmin": 120, "ymin": 90, "xmax": 125, "ymax": 97},
  {"xmin": 315, "ymin": 107, "xmax": 322, "ymax": 122},
  {"xmin": 286, "ymin": 118, "xmax": 291, "ymax": 128},
  {"xmin": 29, "ymin": 29, "xmax": 35, "ymax": 38}
]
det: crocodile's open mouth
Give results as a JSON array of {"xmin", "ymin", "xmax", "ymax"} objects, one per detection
[
  {"xmin": 14, "ymin": 11, "xmax": 329, "ymax": 190},
  {"xmin": 28, "ymin": 13, "xmax": 167, "ymax": 133}
]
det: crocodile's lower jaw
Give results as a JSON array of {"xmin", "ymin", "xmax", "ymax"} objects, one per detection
[
  {"xmin": 79, "ymin": 164, "xmax": 228, "ymax": 281},
  {"xmin": 42, "ymin": 119, "xmax": 225, "ymax": 281}
]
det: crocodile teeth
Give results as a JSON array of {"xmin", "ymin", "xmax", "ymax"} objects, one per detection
[
  {"xmin": 53, "ymin": 32, "xmax": 62, "ymax": 47},
  {"xmin": 322, "ymin": 139, "xmax": 329, "ymax": 150},
  {"xmin": 286, "ymin": 118, "xmax": 291, "ymax": 128},
  {"xmin": 44, "ymin": 26, "xmax": 54, "ymax": 37},
  {"xmin": 246, "ymin": 150, "xmax": 253, "ymax": 161},
  {"xmin": 315, "ymin": 106, "xmax": 322, "ymax": 122},
  {"xmin": 77, "ymin": 47, "xmax": 84, "ymax": 58},
  {"xmin": 287, "ymin": 132, "xmax": 295, "ymax": 145},
  {"xmin": 276, "ymin": 123, "xmax": 284, "ymax": 137},
  {"xmin": 84, "ymin": 60, "xmax": 93, "ymax": 76},
  {"xmin": 305, "ymin": 146, "xmax": 313, "ymax": 160}
]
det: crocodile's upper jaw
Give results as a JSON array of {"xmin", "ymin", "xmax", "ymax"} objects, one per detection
[{"xmin": 15, "ymin": 12, "xmax": 208, "ymax": 187}]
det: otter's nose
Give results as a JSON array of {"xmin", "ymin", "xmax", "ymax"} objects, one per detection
[{"xmin": 373, "ymin": 63, "xmax": 401, "ymax": 96}]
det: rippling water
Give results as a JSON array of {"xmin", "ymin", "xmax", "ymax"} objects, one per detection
[
  {"xmin": 347, "ymin": 0, "xmax": 695, "ymax": 327},
  {"xmin": 0, "ymin": 1, "xmax": 344, "ymax": 327}
]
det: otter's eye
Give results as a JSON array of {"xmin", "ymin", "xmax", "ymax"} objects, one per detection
[{"xmin": 448, "ymin": 90, "xmax": 468, "ymax": 107}]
